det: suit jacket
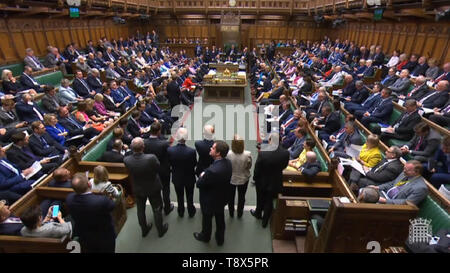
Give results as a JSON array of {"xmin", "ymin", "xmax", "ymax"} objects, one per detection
[
  {"xmin": 86, "ymin": 75, "xmax": 103, "ymax": 93},
  {"xmin": 127, "ymin": 118, "xmax": 143, "ymax": 138},
  {"xmin": 422, "ymin": 90, "xmax": 449, "ymax": 109},
  {"xmin": 19, "ymin": 73, "xmax": 43, "ymax": 92},
  {"xmin": 350, "ymin": 87, "xmax": 369, "ymax": 104},
  {"xmin": 144, "ymin": 137, "xmax": 171, "ymax": 180},
  {"xmin": 364, "ymin": 158, "xmax": 404, "ymax": 184},
  {"xmin": 289, "ymin": 137, "xmax": 305, "ymax": 159},
  {"xmin": 43, "ymin": 53, "xmax": 61, "ymax": 68},
  {"xmin": 0, "ymin": 159, "xmax": 29, "ymax": 193},
  {"xmin": 381, "ymin": 75, "xmax": 398, "ymax": 87},
  {"xmin": 58, "ymin": 116, "xmax": 84, "ymax": 136},
  {"xmin": 194, "ymin": 139, "xmax": 214, "ymax": 176},
  {"xmin": 411, "ymin": 63, "xmax": 429, "ymax": 77},
  {"xmin": 28, "ymin": 133, "xmax": 65, "ymax": 157},
  {"xmin": 392, "ymin": 110, "xmax": 422, "ymax": 139},
  {"xmin": 0, "ymin": 217, "xmax": 23, "ymax": 235},
  {"xmin": 362, "ymin": 66, "xmax": 375, "ymax": 78},
  {"xmin": 342, "ymin": 81, "xmax": 356, "ymax": 97},
  {"xmin": 319, "ymin": 112, "xmax": 341, "ymax": 135},
  {"xmin": 166, "ymin": 81, "xmax": 181, "ymax": 107},
  {"xmin": 6, "ymin": 145, "xmax": 42, "ymax": 170},
  {"xmin": 15, "ymin": 101, "xmax": 45, "ymax": 123},
  {"xmin": 0, "ymin": 108, "xmax": 21, "ymax": 129},
  {"xmin": 378, "ymin": 173, "xmax": 428, "ymax": 205},
  {"xmin": 99, "ymin": 150, "xmax": 124, "ymax": 163},
  {"xmin": 65, "ymin": 193, "xmax": 116, "ymax": 251},
  {"xmin": 406, "ymin": 129, "xmax": 441, "ymax": 158},
  {"xmin": 167, "ymin": 143, "xmax": 197, "ymax": 186},
  {"xmin": 105, "ymin": 67, "xmax": 121, "ymax": 80},
  {"xmin": 300, "ymin": 161, "xmax": 321, "ymax": 178},
  {"xmin": 24, "ymin": 56, "xmax": 44, "ymax": 71},
  {"xmin": 41, "ymin": 94, "xmax": 62, "ymax": 113},
  {"xmin": 407, "ymin": 84, "xmax": 429, "ymax": 101},
  {"xmin": 197, "ymin": 158, "xmax": 232, "ymax": 214},
  {"xmin": 253, "ymin": 145, "xmax": 289, "ymax": 194},
  {"xmin": 124, "ymin": 153, "xmax": 162, "ymax": 196},
  {"xmin": 369, "ymin": 98, "xmax": 393, "ymax": 121}
]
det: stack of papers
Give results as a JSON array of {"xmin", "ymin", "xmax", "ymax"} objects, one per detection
[
  {"xmin": 345, "ymin": 144, "xmax": 363, "ymax": 159},
  {"xmin": 26, "ymin": 161, "xmax": 42, "ymax": 180},
  {"xmin": 339, "ymin": 157, "xmax": 366, "ymax": 175}
]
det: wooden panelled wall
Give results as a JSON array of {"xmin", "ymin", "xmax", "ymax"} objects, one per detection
[
  {"xmin": 0, "ymin": 18, "xmax": 129, "ymax": 65},
  {"xmin": 132, "ymin": 20, "xmax": 327, "ymax": 49},
  {"xmin": 329, "ymin": 21, "xmax": 450, "ymax": 64}
]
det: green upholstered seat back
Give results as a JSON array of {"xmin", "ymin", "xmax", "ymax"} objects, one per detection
[
  {"xmin": 313, "ymin": 146, "xmax": 328, "ymax": 172},
  {"xmin": 35, "ymin": 71, "xmax": 63, "ymax": 88},
  {"xmin": 417, "ymin": 195, "xmax": 450, "ymax": 234},
  {"xmin": 0, "ymin": 63, "xmax": 25, "ymax": 77},
  {"xmin": 82, "ymin": 133, "xmax": 113, "ymax": 161}
]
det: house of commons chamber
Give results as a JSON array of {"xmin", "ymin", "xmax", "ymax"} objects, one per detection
[{"xmin": 0, "ymin": 0, "xmax": 448, "ymax": 255}]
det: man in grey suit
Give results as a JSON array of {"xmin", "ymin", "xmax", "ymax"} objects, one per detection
[
  {"xmin": 124, "ymin": 137, "xmax": 168, "ymax": 238},
  {"xmin": 388, "ymin": 69, "xmax": 411, "ymax": 97},
  {"xmin": 369, "ymin": 160, "xmax": 428, "ymax": 206}
]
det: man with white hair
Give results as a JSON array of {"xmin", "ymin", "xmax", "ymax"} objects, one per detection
[
  {"xmin": 195, "ymin": 125, "xmax": 215, "ymax": 177},
  {"xmin": 319, "ymin": 66, "xmax": 345, "ymax": 88},
  {"xmin": 168, "ymin": 127, "xmax": 198, "ymax": 218},
  {"xmin": 76, "ymin": 55, "xmax": 91, "ymax": 74},
  {"xmin": 24, "ymin": 48, "xmax": 44, "ymax": 71},
  {"xmin": 124, "ymin": 137, "xmax": 168, "ymax": 238},
  {"xmin": 297, "ymin": 151, "xmax": 321, "ymax": 178}
]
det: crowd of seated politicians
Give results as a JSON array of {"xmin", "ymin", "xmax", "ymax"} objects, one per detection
[
  {"xmin": 0, "ymin": 31, "xmax": 216, "ymax": 207},
  {"xmin": 254, "ymin": 35, "xmax": 450, "ymax": 205}
]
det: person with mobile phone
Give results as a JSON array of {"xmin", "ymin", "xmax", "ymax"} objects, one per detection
[{"xmin": 19, "ymin": 204, "xmax": 72, "ymax": 238}]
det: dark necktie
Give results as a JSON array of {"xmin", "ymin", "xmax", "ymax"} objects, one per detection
[
  {"xmin": 414, "ymin": 137, "xmax": 423, "ymax": 151},
  {"xmin": 23, "ymin": 147, "xmax": 38, "ymax": 161}
]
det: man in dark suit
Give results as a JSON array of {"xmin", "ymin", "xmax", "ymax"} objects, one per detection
[
  {"xmin": 127, "ymin": 110, "xmax": 150, "ymax": 138},
  {"xmin": 401, "ymin": 122, "xmax": 442, "ymax": 163},
  {"xmin": 251, "ymin": 134, "xmax": 290, "ymax": 227},
  {"xmin": 379, "ymin": 99, "xmax": 422, "ymax": 142},
  {"xmin": 103, "ymin": 88, "xmax": 126, "ymax": 114},
  {"xmin": 380, "ymin": 68, "xmax": 398, "ymax": 87},
  {"xmin": 399, "ymin": 76, "xmax": 429, "ymax": 101},
  {"xmin": 66, "ymin": 173, "xmax": 116, "ymax": 252},
  {"xmin": 99, "ymin": 139, "xmax": 125, "ymax": 163},
  {"xmin": 28, "ymin": 121, "xmax": 66, "ymax": 159},
  {"xmin": 359, "ymin": 88, "xmax": 394, "ymax": 128},
  {"xmin": 166, "ymin": 75, "xmax": 181, "ymax": 108},
  {"xmin": 144, "ymin": 123, "xmax": 174, "ymax": 215},
  {"xmin": 316, "ymin": 105, "xmax": 341, "ymax": 142},
  {"xmin": 19, "ymin": 66, "xmax": 44, "ymax": 93},
  {"xmin": 194, "ymin": 140, "xmax": 232, "ymax": 246},
  {"xmin": 417, "ymin": 80, "xmax": 449, "ymax": 109},
  {"xmin": 388, "ymin": 69, "xmax": 411, "ymax": 97},
  {"xmin": 168, "ymin": 128, "xmax": 197, "ymax": 217},
  {"xmin": 0, "ymin": 145, "xmax": 36, "ymax": 196},
  {"xmin": 345, "ymin": 83, "xmax": 382, "ymax": 114},
  {"xmin": 57, "ymin": 106, "xmax": 98, "ymax": 145},
  {"xmin": 353, "ymin": 146, "xmax": 404, "ymax": 189},
  {"xmin": 124, "ymin": 137, "xmax": 168, "ymax": 238},
  {"xmin": 343, "ymin": 80, "xmax": 369, "ymax": 105},
  {"xmin": 194, "ymin": 125, "xmax": 215, "ymax": 177},
  {"xmin": 15, "ymin": 93, "xmax": 45, "ymax": 124},
  {"xmin": 6, "ymin": 132, "xmax": 58, "ymax": 176},
  {"xmin": 329, "ymin": 121, "xmax": 364, "ymax": 155},
  {"xmin": 304, "ymin": 90, "xmax": 329, "ymax": 120},
  {"xmin": 428, "ymin": 101, "xmax": 450, "ymax": 127},
  {"xmin": 72, "ymin": 71, "xmax": 96, "ymax": 98}
]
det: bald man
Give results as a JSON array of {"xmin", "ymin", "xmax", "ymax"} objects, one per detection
[{"xmin": 298, "ymin": 151, "xmax": 321, "ymax": 178}]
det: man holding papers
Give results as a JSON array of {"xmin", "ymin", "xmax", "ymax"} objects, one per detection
[
  {"xmin": 6, "ymin": 132, "xmax": 58, "ymax": 177},
  {"xmin": 353, "ymin": 146, "xmax": 404, "ymax": 189}
]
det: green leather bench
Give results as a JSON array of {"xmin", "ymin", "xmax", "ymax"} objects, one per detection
[
  {"xmin": 417, "ymin": 195, "xmax": 450, "ymax": 234},
  {"xmin": 35, "ymin": 71, "xmax": 64, "ymax": 89},
  {"xmin": 0, "ymin": 63, "xmax": 25, "ymax": 77},
  {"xmin": 314, "ymin": 146, "xmax": 328, "ymax": 172},
  {"xmin": 81, "ymin": 133, "xmax": 113, "ymax": 161}
]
